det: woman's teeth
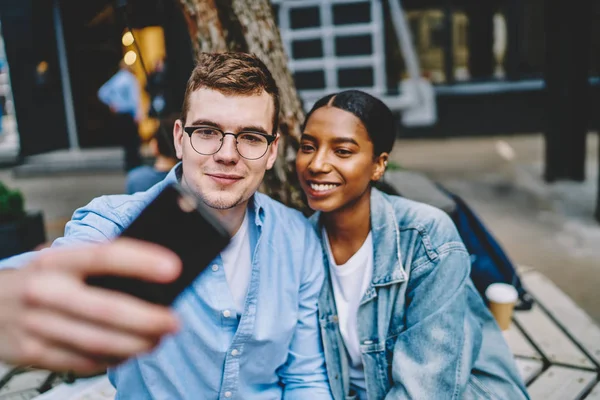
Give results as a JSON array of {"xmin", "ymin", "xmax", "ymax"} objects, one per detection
[{"xmin": 310, "ymin": 183, "xmax": 338, "ymax": 192}]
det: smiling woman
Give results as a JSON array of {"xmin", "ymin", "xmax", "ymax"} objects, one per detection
[
  {"xmin": 296, "ymin": 90, "xmax": 530, "ymax": 400},
  {"xmin": 297, "ymin": 91, "xmax": 393, "ymax": 216}
]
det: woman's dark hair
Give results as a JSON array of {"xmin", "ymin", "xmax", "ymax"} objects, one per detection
[{"xmin": 302, "ymin": 90, "xmax": 397, "ymax": 156}]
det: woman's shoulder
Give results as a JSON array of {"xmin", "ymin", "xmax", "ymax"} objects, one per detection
[{"xmin": 376, "ymin": 189, "xmax": 464, "ymax": 253}]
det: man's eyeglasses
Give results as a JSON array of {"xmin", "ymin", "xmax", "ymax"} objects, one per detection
[{"xmin": 183, "ymin": 126, "xmax": 276, "ymax": 160}]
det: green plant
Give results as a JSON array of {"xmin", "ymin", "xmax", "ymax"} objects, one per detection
[
  {"xmin": 0, "ymin": 181, "xmax": 25, "ymax": 223},
  {"xmin": 387, "ymin": 161, "xmax": 403, "ymax": 171}
]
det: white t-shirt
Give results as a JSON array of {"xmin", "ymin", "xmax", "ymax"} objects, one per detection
[
  {"xmin": 323, "ymin": 228, "xmax": 373, "ymax": 397},
  {"xmin": 220, "ymin": 212, "xmax": 252, "ymax": 314}
]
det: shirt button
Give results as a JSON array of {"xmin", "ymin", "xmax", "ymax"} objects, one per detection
[
  {"xmin": 231, "ymin": 349, "xmax": 239, "ymax": 356},
  {"xmin": 211, "ymin": 264, "xmax": 219, "ymax": 272},
  {"xmin": 222, "ymin": 310, "xmax": 231, "ymax": 318},
  {"xmin": 224, "ymin": 391, "xmax": 232, "ymax": 398}
]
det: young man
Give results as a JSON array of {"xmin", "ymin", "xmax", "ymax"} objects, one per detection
[{"xmin": 0, "ymin": 52, "xmax": 333, "ymax": 399}]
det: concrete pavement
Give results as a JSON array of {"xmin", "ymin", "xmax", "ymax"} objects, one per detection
[{"xmin": 388, "ymin": 133, "xmax": 599, "ymax": 323}]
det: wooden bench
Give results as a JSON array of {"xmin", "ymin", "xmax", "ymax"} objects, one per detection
[{"xmin": 506, "ymin": 267, "xmax": 600, "ymax": 399}]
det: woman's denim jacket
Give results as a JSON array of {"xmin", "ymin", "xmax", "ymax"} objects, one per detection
[{"xmin": 311, "ymin": 188, "xmax": 529, "ymax": 400}]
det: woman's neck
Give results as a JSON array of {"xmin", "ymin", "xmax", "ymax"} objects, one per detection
[{"xmin": 322, "ymin": 187, "xmax": 371, "ymax": 265}]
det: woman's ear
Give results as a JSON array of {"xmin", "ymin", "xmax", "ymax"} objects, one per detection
[{"xmin": 372, "ymin": 152, "xmax": 389, "ymax": 181}]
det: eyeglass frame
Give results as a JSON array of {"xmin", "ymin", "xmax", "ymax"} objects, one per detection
[{"xmin": 183, "ymin": 125, "xmax": 277, "ymax": 160}]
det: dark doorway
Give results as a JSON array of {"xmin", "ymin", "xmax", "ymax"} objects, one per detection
[
  {"xmin": 0, "ymin": 0, "xmax": 70, "ymax": 157},
  {"xmin": 59, "ymin": 0, "xmax": 123, "ymax": 149}
]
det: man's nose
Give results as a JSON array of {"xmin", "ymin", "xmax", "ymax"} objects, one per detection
[{"xmin": 214, "ymin": 134, "xmax": 239, "ymax": 163}]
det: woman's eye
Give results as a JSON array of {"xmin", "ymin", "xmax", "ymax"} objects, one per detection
[
  {"xmin": 335, "ymin": 148, "xmax": 352, "ymax": 156},
  {"xmin": 300, "ymin": 144, "xmax": 315, "ymax": 152}
]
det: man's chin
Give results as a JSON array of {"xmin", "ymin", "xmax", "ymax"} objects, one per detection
[{"xmin": 201, "ymin": 193, "xmax": 246, "ymax": 211}]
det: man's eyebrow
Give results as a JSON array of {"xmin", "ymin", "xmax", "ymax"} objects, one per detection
[
  {"xmin": 237, "ymin": 125, "xmax": 269, "ymax": 135},
  {"xmin": 186, "ymin": 120, "xmax": 269, "ymax": 135},
  {"xmin": 187, "ymin": 119, "xmax": 222, "ymax": 128}
]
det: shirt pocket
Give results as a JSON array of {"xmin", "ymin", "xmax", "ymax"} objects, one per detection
[
  {"xmin": 360, "ymin": 340, "xmax": 391, "ymax": 396},
  {"xmin": 464, "ymin": 375, "xmax": 494, "ymax": 400}
]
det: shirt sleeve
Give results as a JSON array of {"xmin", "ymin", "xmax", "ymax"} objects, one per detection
[
  {"xmin": 278, "ymin": 226, "xmax": 333, "ymax": 399},
  {"xmin": 98, "ymin": 73, "xmax": 117, "ymax": 106},
  {"xmin": 0, "ymin": 197, "xmax": 125, "ymax": 270}
]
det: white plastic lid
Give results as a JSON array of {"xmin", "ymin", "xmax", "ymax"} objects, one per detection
[{"xmin": 485, "ymin": 283, "xmax": 518, "ymax": 304}]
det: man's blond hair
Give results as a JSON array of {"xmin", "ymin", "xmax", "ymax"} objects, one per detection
[{"xmin": 180, "ymin": 52, "xmax": 280, "ymax": 135}]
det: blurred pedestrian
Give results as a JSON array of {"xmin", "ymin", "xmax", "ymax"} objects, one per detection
[
  {"xmin": 126, "ymin": 114, "xmax": 179, "ymax": 194},
  {"xmin": 146, "ymin": 58, "xmax": 168, "ymax": 117},
  {"xmin": 98, "ymin": 60, "xmax": 142, "ymax": 171}
]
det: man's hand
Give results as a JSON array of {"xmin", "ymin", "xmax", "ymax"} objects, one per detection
[{"xmin": 0, "ymin": 239, "xmax": 181, "ymax": 375}]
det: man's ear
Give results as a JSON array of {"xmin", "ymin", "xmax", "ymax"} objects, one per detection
[
  {"xmin": 372, "ymin": 152, "xmax": 389, "ymax": 181},
  {"xmin": 173, "ymin": 119, "xmax": 184, "ymax": 159},
  {"xmin": 265, "ymin": 133, "xmax": 280, "ymax": 170}
]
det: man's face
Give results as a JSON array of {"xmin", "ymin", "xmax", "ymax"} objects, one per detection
[{"xmin": 173, "ymin": 88, "xmax": 279, "ymax": 212}]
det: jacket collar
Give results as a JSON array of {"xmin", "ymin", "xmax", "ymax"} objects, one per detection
[
  {"xmin": 310, "ymin": 187, "xmax": 407, "ymax": 291},
  {"xmin": 369, "ymin": 188, "xmax": 408, "ymax": 285}
]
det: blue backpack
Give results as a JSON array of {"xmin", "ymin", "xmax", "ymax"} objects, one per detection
[
  {"xmin": 439, "ymin": 187, "xmax": 533, "ymax": 310},
  {"xmin": 379, "ymin": 173, "xmax": 533, "ymax": 310}
]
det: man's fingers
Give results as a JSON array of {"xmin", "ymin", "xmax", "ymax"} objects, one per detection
[
  {"xmin": 35, "ymin": 348, "xmax": 112, "ymax": 376},
  {"xmin": 31, "ymin": 239, "xmax": 181, "ymax": 283},
  {"xmin": 15, "ymin": 336, "xmax": 112, "ymax": 375},
  {"xmin": 25, "ymin": 273, "xmax": 179, "ymax": 337},
  {"xmin": 22, "ymin": 309, "xmax": 162, "ymax": 359}
]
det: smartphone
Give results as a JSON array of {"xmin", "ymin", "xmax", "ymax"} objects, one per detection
[{"xmin": 86, "ymin": 183, "xmax": 231, "ymax": 305}]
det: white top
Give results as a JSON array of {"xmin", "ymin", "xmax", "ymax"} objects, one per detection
[
  {"xmin": 220, "ymin": 212, "xmax": 252, "ymax": 314},
  {"xmin": 323, "ymin": 228, "xmax": 373, "ymax": 396}
]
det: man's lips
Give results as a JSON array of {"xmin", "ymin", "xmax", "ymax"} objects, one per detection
[{"xmin": 206, "ymin": 173, "xmax": 243, "ymax": 184}]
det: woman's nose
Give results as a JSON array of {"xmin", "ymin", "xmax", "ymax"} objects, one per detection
[{"xmin": 307, "ymin": 151, "xmax": 331, "ymax": 174}]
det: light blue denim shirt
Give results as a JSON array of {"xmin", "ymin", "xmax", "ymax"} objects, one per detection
[
  {"xmin": 311, "ymin": 188, "xmax": 529, "ymax": 400},
  {"xmin": 0, "ymin": 165, "xmax": 333, "ymax": 400}
]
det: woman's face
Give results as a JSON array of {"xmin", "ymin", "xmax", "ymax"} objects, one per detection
[{"xmin": 296, "ymin": 106, "xmax": 386, "ymax": 213}]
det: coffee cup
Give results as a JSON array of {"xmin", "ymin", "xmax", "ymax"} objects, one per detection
[{"xmin": 485, "ymin": 283, "xmax": 518, "ymax": 331}]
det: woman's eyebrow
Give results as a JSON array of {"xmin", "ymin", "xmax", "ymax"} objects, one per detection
[
  {"xmin": 301, "ymin": 133, "xmax": 359, "ymax": 146},
  {"xmin": 330, "ymin": 137, "xmax": 359, "ymax": 146},
  {"xmin": 300, "ymin": 133, "xmax": 317, "ymax": 141}
]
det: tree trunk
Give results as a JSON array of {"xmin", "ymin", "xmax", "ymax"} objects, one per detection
[
  {"xmin": 178, "ymin": 0, "xmax": 228, "ymax": 53},
  {"xmin": 178, "ymin": 0, "xmax": 307, "ymax": 212}
]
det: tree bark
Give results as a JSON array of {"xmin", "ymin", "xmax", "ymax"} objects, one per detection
[
  {"xmin": 178, "ymin": 0, "xmax": 307, "ymax": 212},
  {"xmin": 178, "ymin": 0, "xmax": 228, "ymax": 53}
]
